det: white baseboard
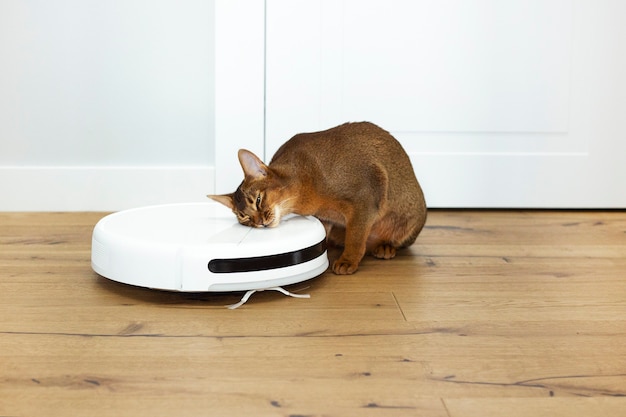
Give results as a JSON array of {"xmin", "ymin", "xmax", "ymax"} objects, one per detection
[{"xmin": 0, "ymin": 166, "xmax": 215, "ymax": 211}]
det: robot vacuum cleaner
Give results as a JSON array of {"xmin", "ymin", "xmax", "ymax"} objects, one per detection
[{"xmin": 91, "ymin": 202, "xmax": 329, "ymax": 293}]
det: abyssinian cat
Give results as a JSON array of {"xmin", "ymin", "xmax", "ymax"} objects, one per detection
[{"xmin": 209, "ymin": 122, "xmax": 427, "ymax": 275}]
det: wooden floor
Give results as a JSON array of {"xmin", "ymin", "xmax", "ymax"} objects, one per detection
[{"xmin": 1, "ymin": 210, "xmax": 625, "ymax": 416}]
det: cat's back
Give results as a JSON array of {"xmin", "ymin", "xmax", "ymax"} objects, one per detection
[
  {"xmin": 271, "ymin": 121, "xmax": 408, "ymax": 166},
  {"xmin": 270, "ymin": 121, "xmax": 424, "ymax": 209}
]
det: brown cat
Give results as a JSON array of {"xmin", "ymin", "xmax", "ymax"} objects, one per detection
[{"xmin": 209, "ymin": 122, "xmax": 427, "ymax": 275}]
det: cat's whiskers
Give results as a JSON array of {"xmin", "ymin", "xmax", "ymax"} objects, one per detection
[
  {"xmin": 263, "ymin": 196, "xmax": 296, "ymax": 228},
  {"xmin": 268, "ymin": 206, "xmax": 281, "ymax": 227},
  {"xmin": 278, "ymin": 195, "xmax": 297, "ymax": 212}
]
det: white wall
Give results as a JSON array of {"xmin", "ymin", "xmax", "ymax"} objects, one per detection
[{"xmin": 0, "ymin": 0, "xmax": 215, "ymax": 210}]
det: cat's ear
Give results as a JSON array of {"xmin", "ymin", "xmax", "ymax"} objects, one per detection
[
  {"xmin": 207, "ymin": 193, "xmax": 235, "ymax": 210},
  {"xmin": 238, "ymin": 149, "xmax": 268, "ymax": 180}
]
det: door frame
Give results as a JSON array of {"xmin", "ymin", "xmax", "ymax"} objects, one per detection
[{"xmin": 214, "ymin": 0, "xmax": 266, "ymax": 194}]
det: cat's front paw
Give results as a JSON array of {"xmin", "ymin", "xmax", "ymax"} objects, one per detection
[{"xmin": 332, "ymin": 258, "xmax": 359, "ymax": 275}]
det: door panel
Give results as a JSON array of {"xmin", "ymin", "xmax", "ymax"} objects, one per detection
[{"xmin": 340, "ymin": 0, "xmax": 571, "ymax": 133}]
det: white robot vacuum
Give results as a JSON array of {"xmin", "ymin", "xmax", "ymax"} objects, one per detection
[{"xmin": 91, "ymin": 202, "xmax": 329, "ymax": 293}]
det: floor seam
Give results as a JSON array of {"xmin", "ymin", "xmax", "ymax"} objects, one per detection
[
  {"xmin": 441, "ymin": 398, "xmax": 453, "ymax": 417},
  {"xmin": 391, "ymin": 291, "xmax": 408, "ymax": 322}
]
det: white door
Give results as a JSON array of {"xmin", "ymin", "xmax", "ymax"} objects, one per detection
[{"xmin": 264, "ymin": 0, "xmax": 626, "ymax": 208}]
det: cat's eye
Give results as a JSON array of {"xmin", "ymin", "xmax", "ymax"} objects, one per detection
[{"xmin": 255, "ymin": 195, "xmax": 262, "ymax": 209}]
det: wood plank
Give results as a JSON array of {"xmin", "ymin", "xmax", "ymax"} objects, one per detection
[
  {"xmin": 0, "ymin": 290, "xmax": 412, "ymax": 337},
  {"xmin": 445, "ymin": 398, "xmax": 626, "ymax": 417}
]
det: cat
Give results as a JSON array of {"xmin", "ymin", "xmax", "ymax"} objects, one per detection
[{"xmin": 208, "ymin": 122, "xmax": 427, "ymax": 275}]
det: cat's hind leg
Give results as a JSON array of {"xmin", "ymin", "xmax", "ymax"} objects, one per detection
[
  {"xmin": 370, "ymin": 243, "xmax": 397, "ymax": 259},
  {"xmin": 367, "ymin": 213, "xmax": 417, "ymax": 259}
]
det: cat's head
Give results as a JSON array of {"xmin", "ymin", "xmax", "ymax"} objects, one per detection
[{"xmin": 208, "ymin": 149, "xmax": 291, "ymax": 228}]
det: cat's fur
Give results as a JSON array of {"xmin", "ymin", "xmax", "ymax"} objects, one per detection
[{"xmin": 209, "ymin": 122, "xmax": 427, "ymax": 275}]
